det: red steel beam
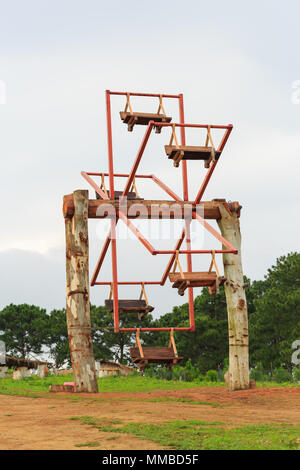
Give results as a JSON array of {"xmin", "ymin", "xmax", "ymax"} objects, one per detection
[
  {"xmin": 160, "ymin": 228, "xmax": 186, "ymax": 285},
  {"xmin": 110, "ymin": 219, "xmax": 119, "ymax": 332},
  {"xmin": 151, "ymin": 174, "xmax": 183, "ymax": 202},
  {"xmin": 194, "ymin": 161, "xmax": 219, "ymax": 205},
  {"xmin": 90, "ymin": 233, "xmax": 111, "ymax": 286},
  {"xmin": 108, "ymin": 90, "xmax": 180, "ymax": 99},
  {"xmin": 155, "ymin": 249, "xmax": 236, "ymax": 254},
  {"xmin": 120, "ymin": 122, "xmax": 154, "ymax": 200},
  {"xmin": 217, "ymin": 125, "xmax": 234, "ymax": 153},
  {"xmin": 81, "ymin": 171, "xmax": 109, "ymax": 200},
  {"xmin": 155, "ymin": 123, "xmax": 232, "ymax": 129},
  {"xmin": 119, "ymin": 327, "xmax": 191, "ymax": 332},
  {"xmin": 179, "ymin": 95, "xmax": 189, "ymax": 201},
  {"xmin": 192, "ymin": 211, "xmax": 237, "ymax": 252},
  {"xmin": 184, "ymin": 219, "xmax": 195, "ymax": 330},
  {"xmin": 106, "ymin": 90, "xmax": 115, "ymax": 200},
  {"xmin": 179, "ymin": 93, "xmax": 195, "ymax": 331},
  {"xmin": 95, "ymin": 281, "xmax": 161, "ymax": 285},
  {"xmin": 106, "ymin": 90, "xmax": 119, "ymax": 329},
  {"xmin": 194, "ymin": 126, "xmax": 233, "ymax": 203},
  {"xmin": 118, "ymin": 211, "xmax": 156, "ymax": 255},
  {"xmin": 86, "ymin": 172, "xmax": 153, "ymax": 178}
]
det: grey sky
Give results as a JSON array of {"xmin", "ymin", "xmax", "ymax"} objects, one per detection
[{"xmin": 0, "ymin": 0, "xmax": 299, "ymax": 316}]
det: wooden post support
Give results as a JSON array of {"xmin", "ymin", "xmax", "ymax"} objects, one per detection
[
  {"xmin": 65, "ymin": 190, "xmax": 98, "ymax": 393},
  {"xmin": 217, "ymin": 204, "xmax": 250, "ymax": 391}
]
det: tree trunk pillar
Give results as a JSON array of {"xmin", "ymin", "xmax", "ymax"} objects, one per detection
[
  {"xmin": 217, "ymin": 204, "xmax": 250, "ymax": 391},
  {"xmin": 64, "ymin": 190, "xmax": 98, "ymax": 393}
]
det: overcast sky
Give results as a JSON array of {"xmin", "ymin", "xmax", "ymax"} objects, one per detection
[{"xmin": 0, "ymin": 0, "xmax": 299, "ymax": 316}]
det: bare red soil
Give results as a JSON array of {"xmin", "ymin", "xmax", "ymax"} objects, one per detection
[{"xmin": 1, "ymin": 387, "xmax": 300, "ymax": 450}]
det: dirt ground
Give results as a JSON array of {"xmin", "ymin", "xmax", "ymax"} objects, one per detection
[{"xmin": 1, "ymin": 387, "xmax": 300, "ymax": 450}]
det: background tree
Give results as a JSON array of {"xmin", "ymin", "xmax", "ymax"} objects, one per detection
[
  {"xmin": 0, "ymin": 303, "xmax": 48, "ymax": 359},
  {"xmin": 47, "ymin": 308, "xmax": 70, "ymax": 368},
  {"xmin": 249, "ymin": 252, "xmax": 300, "ymax": 372},
  {"xmin": 1, "ymin": 252, "xmax": 298, "ymax": 373}
]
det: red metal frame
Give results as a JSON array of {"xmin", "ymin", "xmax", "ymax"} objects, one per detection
[
  {"xmin": 82, "ymin": 90, "xmax": 234, "ymax": 333},
  {"xmin": 95, "ymin": 281, "xmax": 161, "ymax": 285}
]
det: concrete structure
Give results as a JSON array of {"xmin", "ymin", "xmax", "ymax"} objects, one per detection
[{"xmin": 37, "ymin": 364, "xmax": 49, "ymax": 378}]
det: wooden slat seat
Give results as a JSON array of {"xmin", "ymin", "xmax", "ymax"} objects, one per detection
[
  {"xmin": 105, "ymin": 299, "xmax": 154, "ymax": 320},
  {"xmin": 130, "ymin": 346, "xmax": 183, "ymax": 366},
  {"xmin": 169, "ymin": 272, "xmax": 226, "ymax": 296},
  {"xmin": 165, "ymin": 145, "xmax": 221, "ymax": 167},
  {"xmin": 120, "ymin": 112, "xmax": 172, "ymax": 132},
  {"xmin": 130, "ymin": 328, "xmax": 182, "ymax": 371},
  {"xmin": 95, "ymin": 190, "xmax": 143, "ymax": 200}
]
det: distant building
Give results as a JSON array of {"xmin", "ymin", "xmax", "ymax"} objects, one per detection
[
  {"xmin": 96, "ymin": 360, "xmax": 134, "ymax": 377},
  {"xmin": 3, "ymin": 355, "xmax": 50, "ymax": 369}
]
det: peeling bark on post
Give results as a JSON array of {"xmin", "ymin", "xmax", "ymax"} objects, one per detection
[
  {"xmin": 65, "ymin": 190, "xmax": 98, "ymax": 393},
  {"xmin": 217, "ymin": 204, "xmax": 250, "ymax": 391}
]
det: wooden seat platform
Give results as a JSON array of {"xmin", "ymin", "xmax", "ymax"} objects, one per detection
[
  {"xmin": 130, "ymin": 347, "xmax": 183, "ymax": 368},
  {"xmin": 130, "ymin": 328, "xmax": 182, "ymax": 371},
  {"xmin": 169, "ymin": 271, "xmax": 226, "ymax": 296},
  {"xmin": 120, "ymin": 112, "xmax": 172, "ymax": 132},
  {"xmin": 95, "ymin": 190, "xmax": 143, "ymax": 200},
  {"xmin": 165, "ymin": 145, "xmax": 221, "ymax": 167},
  {"xmin": 105, "ymin": 299, "xmax": 154, "ymax": 320}
]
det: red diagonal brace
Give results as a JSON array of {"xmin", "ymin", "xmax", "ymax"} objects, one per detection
[
  {"xmin": 160, "ymin": 228, "xmax": 186, "ymax": 285},
  {"xmin": 90, "ymin": 232, "xmax": 112, "ymax": 286},
  {"xmin": 81, "ymin": 171, "xmax": 109, "ymax": 200},
  {"xmin": 151, "ymin": 174, "xmax": 183, "ymax": 202},
  {"xmin": 193, "ymin": 211, "xmax": 237, "ymax": 252},
  {"xmin": 194, "ymin": 126, "xmax": 233, "ymax": 203},
  {"xmin": 118, "ymin": 211, "xmax": 156, "ymax": 255},
  {"xmin": 120, "ymin": 122, "xmax": 154, "ymax": 201}
]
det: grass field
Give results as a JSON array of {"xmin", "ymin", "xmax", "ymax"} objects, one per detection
[
  {"xmin": 71, "ymin": 416, "xmax": 300, "ymax": 450},
  {"xmin": 0, "ymin": 374, "xmax": 299, "ymax": 398},
  {"xmin": 0, "ymin": 374, "xmax": 223, "ymax": 397}
]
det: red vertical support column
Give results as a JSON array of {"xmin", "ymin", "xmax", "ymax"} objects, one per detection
[
  {"xmin": 106, "ymin": 90, "xmax": 115, "ymax": 199},
  {"xmin": 179, "ymin": 94, "xmax": 195, "ymax": 331},
  {"xmin": 179, "ymin": 95, "xmax": 189, "ymax": 202},
  {"xmin": 106, "ymin": 90, "xmax": 119, "ymax": 331}
]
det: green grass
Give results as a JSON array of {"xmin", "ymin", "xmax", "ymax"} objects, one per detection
[
  {"xmin": 0, "ymin": 374, "xmax": 299, "ymax": 399},
  {"xmin": 123, "ymin": 421, "xmax": 300, "ymax": 450},
  {"xmin": 97, "ymin": 375, "xmax": 224, "ymax": 392},
  {"xmin": 73, "ymin": 416, "xmax": 300, "ymax": 450},
  {"xmin": 0, "ymin": 374, "xmax": 74, "ymax": 397},
  {"xmin": 0, "ymin": 374, "xmax": 224, "ymax": 398},
  {"xmin": 256, "ymin": 381, "xmax": 300, "ymax": 388}
]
